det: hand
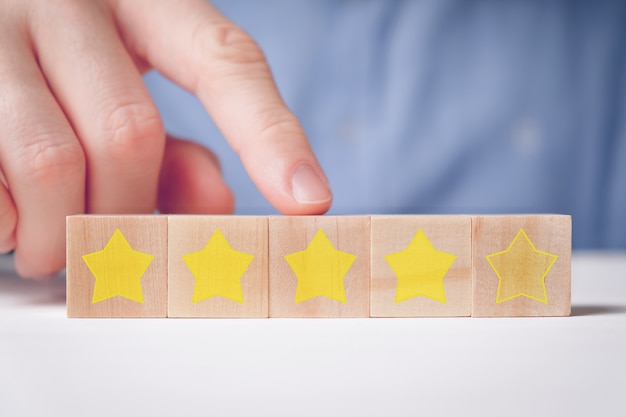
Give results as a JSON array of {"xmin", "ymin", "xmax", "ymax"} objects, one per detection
[{"xmin": 0, "ymin": 0, "xmax": 332, "ymax": 278}]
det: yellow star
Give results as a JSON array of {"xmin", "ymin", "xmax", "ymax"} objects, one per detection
[
  {"xmin": 384, "ymin": 229, "xmax": 456, "ymax": 304},
  {"xmin": 486, "ymin": 229, "xmax": 558, "ymax": 304},
  {"xmin": 82, "ymin": 229, "xmax": 154, "ymax": 304},
  {"xmin": 285, "ymin": 229, "xmax": 356, "ymax": 304},
  {"xmin": 182, "ymin": 229, "xmax": 254, "ymax": 304}
]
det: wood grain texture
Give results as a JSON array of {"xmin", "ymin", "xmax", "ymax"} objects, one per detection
[
  {"xmin": 371, "ymin": 215, "xmax": 472, "ymax": 317},
  {"xmin": 66, "ymin": 215, "xmax": 168, "ymax": 318},
  {"xmin": 472, "ymin": 215, "xmax": 571, "ymax": 317},
  {"xmin": 168, "ymin": 216, "xmax": 268, "ymax": 318},
  {"xmin": 66, "ymin": 214, "xmax": 572, "ymax": 319},
  {"xmin": 269, "ymin": 216, "xmax": 370, "ymax": 318}
]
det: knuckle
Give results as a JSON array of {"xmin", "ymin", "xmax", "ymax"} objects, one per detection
[
  {"xmin": 256, "ymin": 110, "xmax": 302, "ymax": 146},
  {"xmin": 236, "ymin": 107, "xmax": 302, "ymax": 158},
  {"xmin": 238, "ymin": 110, "xmax": 303, "ymax": 161},
  {"xmin": 194, "ymin": 20, "xmax": 266, "ymax": 66},
  {"xmin": 15, "ymin": 135, "xmax": 85, "ymax": 187},
  {"xmin": 27, "ymin": 0, "xmax": 103, "ymax": 36},
  {"xmin": 99, "ymin": 101, "xmax": 164, "ymax": 162},
  {"xmin": 38, "ymin": 0, "xmax": 104, "ymax": 20}
]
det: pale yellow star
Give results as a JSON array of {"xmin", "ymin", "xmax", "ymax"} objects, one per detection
[
  {"xmin": 486, "ymin": 229, "xmax": 558, "ymax": 304},
  {"xmin": 182, "ymin": 229, "xmax": 254, "ymax": 304},
  {"xmin": 384, "ymin": 229, "xmax": 456, "ymax": 303},
  {"xmin": 82, "ymin": 229, "xmax": 154, "ymax": 304},
  {"xmin": 285, "ymin": 229, "xmax": 356, "ymax": 304}
]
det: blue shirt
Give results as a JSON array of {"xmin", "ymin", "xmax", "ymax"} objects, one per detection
[{"xmin": 144, "ymin": 0, "xmax": 626, "ymax": 249}]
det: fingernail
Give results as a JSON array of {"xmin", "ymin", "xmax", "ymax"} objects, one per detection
[{"xmin": 291, "ymin": 165, "xmax": 332, "ymax": 204}]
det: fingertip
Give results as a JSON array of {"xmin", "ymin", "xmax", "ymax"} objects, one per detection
[
  {"xmin": 0, "ymin": 237, "xmax": 16, "ymax": 255},
  {"xmin": 14, "ymin": 249, "xmax": 65, "ymax": 280},
  {"xmin": 0, "ymin": 190, "xmax": 17, "ymax": 254},
  {"xmin": 289, "ymin": 164, "xmax": 332, "ymax": 213},
  {"xmin": 242, "ymin": 146, "xmax": 333, "ymax": 215},
  {"xmin": 0, "ymin": 227, "xmax": 16, "ymax": 254}
]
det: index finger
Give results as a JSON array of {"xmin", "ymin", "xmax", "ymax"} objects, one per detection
[{"xmin": 112, "ymin": 0, "xmax": 332, "ymax": 214}]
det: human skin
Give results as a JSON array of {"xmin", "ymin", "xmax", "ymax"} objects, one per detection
[{"xmin": 0, "ymin": 0, "xmax": 332, "ymax": 278}]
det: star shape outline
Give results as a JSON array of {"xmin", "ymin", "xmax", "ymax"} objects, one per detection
[{"xmin": 486, "ymin": 228, "xmax": 558, "ymax": 304}]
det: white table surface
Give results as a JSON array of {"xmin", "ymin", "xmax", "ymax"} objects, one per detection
[{"xmin": 0, "ymin": 252, "xmax": 624, "ymax": 417}]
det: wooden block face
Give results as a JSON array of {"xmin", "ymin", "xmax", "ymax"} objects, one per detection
[
  {"xmin": 168, "ymin": 216, "xmax": 268, "ymax": 318},
  {"xmin": 472, "ymin": 215, "xmax": 571, "ymax": 317},
  {"xmin": 269, "ymin": 216, "xmax": 370, "ymax": 318},
  {"xmin": 66, "ymin": 216, "xmax": 168, "ymax": 318},
  {"xmin": 370, "ymin": 215, "xmax": 472, "ymax": 317}
]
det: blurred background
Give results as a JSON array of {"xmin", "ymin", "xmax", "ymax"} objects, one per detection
[{"xmin": 144, "ymin": 0, "xmax": 626, "ymax": 249}]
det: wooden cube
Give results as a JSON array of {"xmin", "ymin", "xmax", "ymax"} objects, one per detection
[
  {"xmin": 370, "ymin": 215, "xmax": 472, "ymax": 317},
  {"xmin": 66, "ymin": 215, "xmax": 168, "ymax": 318},
  {"xmin": 168, "ymin": 216, "xmax": 268, "ymax": 318},
  {"xmin": 269, "ymin": 216, "xmax": 370, "ymax": 318},
  {"xmin": 472, "ymin": 215, "xmax": 571, "ymax": 317}
]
